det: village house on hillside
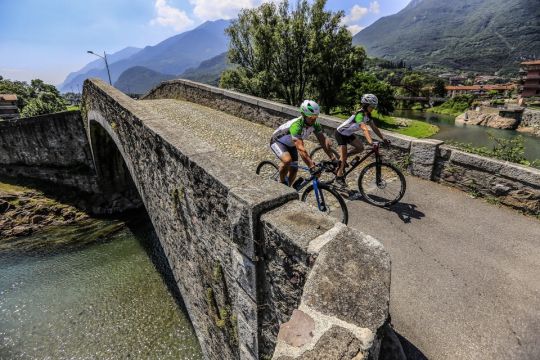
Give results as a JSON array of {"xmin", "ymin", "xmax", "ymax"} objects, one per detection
[
  {"xmin": 0, "ymin": 94, "xmax": 19, "ymax": 120},
  {"xmin": 520, "ymin": 60, "xmax": 540, "ymax": 97}
]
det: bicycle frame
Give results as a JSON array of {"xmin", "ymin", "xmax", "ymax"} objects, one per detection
[
  {"xmin": 338, "ymin": 142, "xmax": 383, "ymax": 185},
  {"xmin": 290, "ymin": 163, "xmax": 329, "ymax": 212}
]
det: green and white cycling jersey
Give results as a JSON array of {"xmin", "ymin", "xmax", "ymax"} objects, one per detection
[
  {"xmin": 271, "ymin": 117, "xmax": 323, "ymax": 147},
  {"xmin": 337, "ymin": 110, "xmax": 372, "ymax": 136}
]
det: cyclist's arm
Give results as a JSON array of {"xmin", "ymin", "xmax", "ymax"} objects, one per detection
[
  {"xmin": 368, "ymin": 120, "xmax": 385, "ymax": 141},
  {"xmin": 293, "ymin": 138, "xmax": 316, "ymax": 169},
  {"xmin": 360, "ymin": 122, "xmax": 374, "ymax": 145},
  {"xmin": 316, "ymin": 132, "xmax": 337, "ymax": 160}
]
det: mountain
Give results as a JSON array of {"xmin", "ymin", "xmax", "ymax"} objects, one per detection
[
  {"xmin": 179, "ymin": 52, "xmax": 231, "ymax": 86},
  {"xmin": 114, "ymin": 66, "xmax": 176, "ymax": 95},
  {"xmin": 353, "ymin": 0, "xmax": 540, "ymax": 75},
  {"xmin": 59, "ymin": 47, "xmax": 141, "ymax": 92},
  {"xmin": 60, "ymin": 19, "xmax": 231, "ymax": 93}
]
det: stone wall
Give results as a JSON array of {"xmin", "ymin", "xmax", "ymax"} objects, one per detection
[
  {"xmin": 84, "ymin": 79, "xmax": 394, "ymax": 359},
  {"xmin": 144, "ymin": 79, "xmax": 539, "ymax": 215},
  {"xmin": 434, "ymin": 146, "xmax": 540, "ymax": 214},
  {"xmin": 0, "ymin": 111, "xmax": 99, "ymax": 193}
]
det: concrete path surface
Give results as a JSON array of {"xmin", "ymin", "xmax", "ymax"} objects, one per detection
[{"xmin": 142, "ymin": 99, "xmax": 540, "ymax": 360}]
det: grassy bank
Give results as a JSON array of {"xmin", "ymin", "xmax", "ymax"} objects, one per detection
[{"xmin": 333, "ymin": 111, "xmax": 439, "ymax": 138}]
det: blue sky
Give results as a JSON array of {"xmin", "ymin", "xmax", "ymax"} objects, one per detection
[{"xmin": 0, "ymin": 0, "xmax": 410, "ymax": 86}]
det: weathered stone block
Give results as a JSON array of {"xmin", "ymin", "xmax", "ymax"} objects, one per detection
[
  {"xmin": 232, "ymin": 249, "xmax": 257, "ymax": 299},
  {"xmin": 302, "ymin": 228, "xmax": 391, "ymax": 333},
  {"xmin": 409, "ymin": 139, "xmax": 442, "ymax": 180}
]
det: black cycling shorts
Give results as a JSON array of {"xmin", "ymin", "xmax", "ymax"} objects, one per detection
[
  {"xmin": 334, "ymin": 130, "xmax": 357, "ymax": 146},
  {"xmin": 270, "ymin": 142, "xmax": 299, "ymax": 163}
]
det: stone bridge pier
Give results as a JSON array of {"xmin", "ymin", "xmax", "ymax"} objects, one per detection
[{"xmin": 81, "ymin": 79, "xmax": 393, "ymax": 360}]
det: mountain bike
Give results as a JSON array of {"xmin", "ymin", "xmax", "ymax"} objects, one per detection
[
  {"xmin": 310, "ymin": 141, "xmax": 406, "ymax": 207},
  {"xmin": 255, "ymin": 160, "xmax": 348, "ymax": 224}
]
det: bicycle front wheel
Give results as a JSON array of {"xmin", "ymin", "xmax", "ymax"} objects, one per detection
[
  {"xmin": 256, "ymin": 161, "xmax": 279, "ymax": 182},
  {"xmin": 301, "ymin": 183, "xmax": 348, "ymax": 224},
  {"xmin": 358, "ymin": 162, "xmax": 406, "ymax": 207}
]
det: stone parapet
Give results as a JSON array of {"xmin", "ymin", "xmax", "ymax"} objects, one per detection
[{"xmin": 434, "ymin": 146, "xmax": 540, "ymax": 214}]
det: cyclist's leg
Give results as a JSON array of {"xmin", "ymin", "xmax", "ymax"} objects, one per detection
[
  {"xmin": 335, "ymin": 130, "xmax": 348, "ymax": 177},
  {"xmin": 271, "ymin": 142, "xmax": 292, "ymax": 185},
  {"xmin": 287, "ymin": 146, "xmax": 299, "ymax": 186},
  {"xmin": 347, "ymin": 135, "xmax": 364, "ymax": 156}
]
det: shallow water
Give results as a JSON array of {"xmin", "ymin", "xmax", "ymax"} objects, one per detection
[
  {"xmin": 393, "ymin": 110, "xmax": 540, "ymax": 162},
  {"xmin": 0, "ymin": 220, "xmax": 202, "ymax": 359}
]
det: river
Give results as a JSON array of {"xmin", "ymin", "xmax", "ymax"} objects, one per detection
[
  {"xmin": 0, "ymin": 215, "xmax": 203, "ymax": 359},
  {"xmin": 393, "ymin": 110, "xmax": 540, "ymax": 163}
]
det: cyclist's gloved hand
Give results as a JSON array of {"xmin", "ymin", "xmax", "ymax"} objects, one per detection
[{"xmin": 309, "ymin": 165, "xmax": 320, "ymax": 176}]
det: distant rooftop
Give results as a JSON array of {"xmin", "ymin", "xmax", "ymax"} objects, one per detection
[
  {"xmin": 0, "ymin": 94, "xmax": 18, "ymax": 101},
  {"xmin": 446, "ymin": 84, "xmax": 515, "ymax": 91},
  {"xmin": 521, "ymin": 60, "xmax": 540, "ymax": 65}
]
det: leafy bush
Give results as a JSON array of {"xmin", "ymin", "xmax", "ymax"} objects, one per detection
[
  {"xmin": 0, "ymin": 78, "xmax": 68, "ymax": 117},
  {"xmin": 428, "ymin": 94, "xmax": 475, "ymax": 116},
  {"xmin": 447, "ymin": 132, "xmax": 540, "ymax": 169},
  {"xmin": 339, "ymin": 72, "xmax": 395, "ymax": 115}
]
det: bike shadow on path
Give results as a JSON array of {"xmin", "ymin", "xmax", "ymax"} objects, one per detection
[
  {"xmin": 345, "ymin": 191, "xmax": 425, "ymax": 224},
  {"xmin": 395, "ymin": 331, "xmax": 429, "ymax": 360}
]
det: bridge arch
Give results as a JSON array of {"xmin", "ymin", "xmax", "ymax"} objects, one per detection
[{"xmin": 87, "ymin": 110, "xmax": 142, "ymax": 212}]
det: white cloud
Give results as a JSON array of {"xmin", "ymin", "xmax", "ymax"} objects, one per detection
[
  {"xmin": 342, "ymin": 5, "xmax": 369, "ymax": 25},
  {"xmin": 342, "ymin": 2, "xmax": 380, "ymax": 32},
  {"xmin": 151, "ymin": 0, "xmax": 194, "ymax": 32},
  {"xmin": 369, "ymin": 1, "xmax": 380, "ymax": 14},
  {"xmin": 347, "ymin": 25, "xmax": 365, "ymax": 35},
  {"xmin": 189, "ymin": 0, "xmax": 279, "ymax": 21}
]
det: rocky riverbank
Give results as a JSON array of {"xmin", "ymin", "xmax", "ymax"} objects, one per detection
[
  {"xmin": 455, "ymin": 110, "xmax": 519, "ymax": 129},
  {"xmin": 517, "ymin": 109, "xmax": 540, "ymax": 137},
  {"xmin": 0, "ymin": 180, "xmax": 125, "ymax": 254}
]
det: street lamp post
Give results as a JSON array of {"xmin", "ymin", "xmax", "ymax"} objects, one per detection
[{"xmin": 87, "ymin": 50, "xmax": 112, "ymax": 85}]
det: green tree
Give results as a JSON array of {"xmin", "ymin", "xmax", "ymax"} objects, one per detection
[
  {"xmin": 433, "ymin": 79, "xmax": 447, "ymax": 97},
  {"xmin": 20, "ymin": 92, "xmax": 67, "ymax": 117},
  {"xmin": 221, "ymin": 0, "xmax": 362, "ymax": 109},
  {"xmin": 340, "ymin": 72, "xmax": 395, "ymax": 115},
  {"xmin": 0, "ymin": 78, "xmax": 33, "ymax": 109},
  {"xmin": 0, "ymin": 77, "xmax": 67, "ymax": 117},
  {"xmin": 223, "ymin": 2, "xmax": 280, "ymax": 98},
  {"xmin": 401, "ymin": 73, "xmax": 425, "ymax": 97},
  {"xmin": 309, "ymin": 0, "xmax": 365, "ymax": 113}
]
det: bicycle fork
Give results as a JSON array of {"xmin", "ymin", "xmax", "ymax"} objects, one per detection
[
  {"xmin": 313, "ymin": 180, "xmax": 327, "ymax": 212},
  {"xmin": 375, "ymin": 152, "xmax": 382, "ymax": 187}
]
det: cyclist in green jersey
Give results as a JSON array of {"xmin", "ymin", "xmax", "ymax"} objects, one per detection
[{"xmin": 270, "ymin": 100, "xmax": 336, "ymax": 186}]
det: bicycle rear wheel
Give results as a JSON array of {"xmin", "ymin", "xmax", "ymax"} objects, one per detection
[
  {"xmin": 357, "ymin": 162, "xmax": 406, "ymax": 207},
  {"xmin": 301, "ymin": 183, "xmax": 348, "ymax": 224},
  {"xmin": 256, "ymin": 161, "xmax": 280, "ymax": 182}
]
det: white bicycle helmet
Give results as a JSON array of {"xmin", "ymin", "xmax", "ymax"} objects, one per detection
[
  {"xmin": 361, "ymin": 94, "xmax": 378, "ymax": 107},
  {"xmin": 300, "ymin": 100, "xmax": 320, "ymax": 116}
]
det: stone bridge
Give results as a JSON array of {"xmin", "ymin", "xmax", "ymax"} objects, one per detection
[{"xmin": 81, "ymin": 79, "xmax": 393, "ymax": 360}]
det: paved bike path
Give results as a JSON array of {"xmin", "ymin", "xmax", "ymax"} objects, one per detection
[{"xmin": 142, "ymin": 99, "xmax": 540, "ymax": 360}]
